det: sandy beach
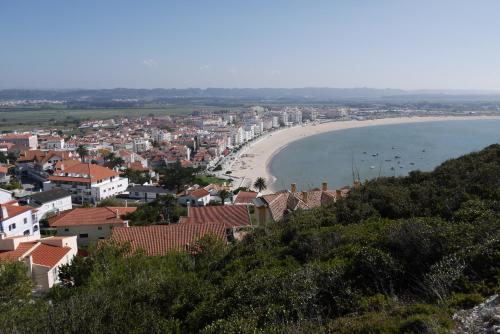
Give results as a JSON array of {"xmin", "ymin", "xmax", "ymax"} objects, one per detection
[{"xmin": 229, "ymin": 115, "xmax": 500, "ymax": 192}]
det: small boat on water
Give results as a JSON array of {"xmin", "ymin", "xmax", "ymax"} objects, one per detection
[
  {"xmin": 410, "ymin": 162, "xmax": 415, "ymax": 165},
  {"xmin": 390, "ymin": 166, "xmax": 395, "ymax": 171},
  {"xmin": 363, "ymin": 151, "xmax": 367, "ymax": 154},
  {"xmin": 400, "ymin": 165, "xmax": 405, "ymax": 169},
  {"xmin": 385, "ymin": 159, "xmax": 392, "ymax": 162},
  {"xmin": 395, "ymin": 155, "xmax": 401, "ymax": 159},
  {"xmin": 370, "ymin": 166, "xmax": 376, "ymax": 169},
  {"xmin": 372, "ymin": 153, "xmax": 379, "ymax": 157},
  {"xmin": 422, "ymin": 149, "xmax": 426, "ymax": 152}
]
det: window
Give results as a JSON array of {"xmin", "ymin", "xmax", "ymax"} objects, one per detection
[
  {"xmin": 23, "ymin": 230, "xmax": 30, "ymax": 236},
  {"xmin": 33, "ymin": 225, "xmax": 39, "ymax": 232},
  {"xmin": 64, "ymin": 228, "xmax": 69, "ymax": 232},
  {"xmin": 97, "ymin": 226, "xmax": 102, "ymax": 230},
  {"xmin": 79, "ymin": 233, "xmax": 88, "ymax": 238},
  {"xmin": 23, "ymin": 218, "xmax": 28, "ymax": 224}
]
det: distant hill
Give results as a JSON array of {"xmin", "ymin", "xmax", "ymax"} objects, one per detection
[{"xmin": 2, "ymin": 87, "xmax": 500, "ymax": 102}]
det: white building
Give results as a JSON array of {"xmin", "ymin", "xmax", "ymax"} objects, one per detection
[
  {"xmin": 0, "ymin": 200, "xmax": 40, "ymax": 238},
  {"xmin": 0, "ymin": 235, "xmax": 78, "ymax": 291},
  {"xmin": 0, "ymin": 133, "xmax": 38, "ymax": 149},
  {"xmin": 132, "ymin": 138, "xmax": 151, "ymax": 153},
  {"xmin": 48, "ymin": 207, "xmax": 136, "ymax": 246},
  {"xmin": 44, "ymin": 162, "xmax": 129, "ymax": 204},
  {"xmin": 25, "ymin": 188, "xmax": 73, "ymax": 221}
]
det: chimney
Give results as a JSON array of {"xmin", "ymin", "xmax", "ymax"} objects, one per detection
[
  {"xmin": 115, "ymin": 209, "xmax": 119, "ymax": 219},
  {"xmin": 60, "ymin": 163, "xmax": 64, "ymax": 171},
  {"xmin": 186, "ymin": 201, "xmax": 191, "ymax": 217},
  {"xmin": 0, "ymin": 205, "xmax": 8, "ymax": 220},
  {"xmin": 302, "ymin": 191, "xmax": 308, "ymax": 203},
  {"xmin": 290, "ymin": 183, "xmax": 297, "ymax": 193},
  {"xmin": 322, "ymin": 182, "xmax": 328, "ymax": 191}
]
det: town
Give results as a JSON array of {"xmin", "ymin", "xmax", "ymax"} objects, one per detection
[{"xmin": 0, "ymin": 104, "xmax": 355, "ymax": 291}]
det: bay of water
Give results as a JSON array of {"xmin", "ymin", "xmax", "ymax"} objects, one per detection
[{"xmin": 268, "ymin": 120, "xmax": 500, "ymax": 191}]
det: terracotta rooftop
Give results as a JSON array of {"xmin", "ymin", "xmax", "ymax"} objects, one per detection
[
  {"xmin": 110, "ymin": 223, "xmax": 227, "ymax": 255},
  {"xmin": 0, "ymin": 201, "xmax": 33, "ymax": 221},
  {"xmin": 0, "ymin": 242, "xmax": 37, "ymax": 262},
  {"xmin": 49, "ymin": 162, "xmax": 119, "ymax": 183},
  {"xmin": 48, "ymin": 207, "xmax": 136, "ymax": 227},
  {"xmin": 30, "ymin": 243, "xmax": 71, "ymax": 267},
  {"xmin": 186, "ymin": 205, "xmax": 251, "ymax": 228},
  {"xmin": 189, "ymin": 188, "xmax": 210, "ymax": 199},
  {"xmin": 233, "ymin": 191, "xmax": 258, "ymax": 205}
]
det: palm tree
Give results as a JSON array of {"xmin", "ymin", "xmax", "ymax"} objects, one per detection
[
  {"xmin": 253, "ymin": 177, "xmax": 267, "ymax": 193},
  {"xmin": 218, "ymin": 189, "xmax": 230, "ymax": 205},
  {"xmin": 76, "ymin": 145, "xmax": 89, "ymax": 162}
]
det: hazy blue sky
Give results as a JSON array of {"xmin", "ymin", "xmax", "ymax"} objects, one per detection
[{"xmin": 1, "ymin": 0, "xmax": 500, "ymax": 90}]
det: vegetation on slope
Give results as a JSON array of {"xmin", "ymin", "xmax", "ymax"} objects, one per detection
[{"xmin": 2, "ymin": 144, "xmax": 500, "ymax": 333}]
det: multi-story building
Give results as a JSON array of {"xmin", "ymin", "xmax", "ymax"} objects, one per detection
[
  {"xmin": 133, "ymin": 138, "xmax": 151, "ymax": 153},
  {"xmin": 24, "ymin": 188, "xmax": 73, "ymax": 221},
  {"xmin": 0, "ymin": 200, "xmax": 40, "ymax": 238},
  {"xmin": 43, "ymin": 162, "xmax": 129, "ymax": 204},
  {"xmin": 0, "ymin": 133, "xmax": 38, "ymax": 149}
]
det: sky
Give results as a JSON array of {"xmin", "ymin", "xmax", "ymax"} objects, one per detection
[{"xmin": 1, "ymin": 0, "xmax": 500, "ymax": 90}]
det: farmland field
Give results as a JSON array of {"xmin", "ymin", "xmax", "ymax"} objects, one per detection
[{"xmin": 0, "ymin": 106, "xmax": 215, "ymax": 131}]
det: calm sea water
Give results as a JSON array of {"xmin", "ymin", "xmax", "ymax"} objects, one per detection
[{"xmin": 268, "ymin": 120, "xmax": 500, "ymax": 191}]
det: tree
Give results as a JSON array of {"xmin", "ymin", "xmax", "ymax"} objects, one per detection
[
  {"xmin": 253, "ymin": 177, "xmax": 267, "ymax": 192},
  {"xmin": 76, "ymin": 145, "xmax": 89, "ymax": 162},
  {"xmin": 158, "ymin": 160, "xmax": 199, "ymax": 192},
  {"xmin": 218, "ymin": 189, "xmax": 230, "ymax": 205},
  {"xmin": 123, "ymin": 168, "xmax": 150, "ymax": 185}
]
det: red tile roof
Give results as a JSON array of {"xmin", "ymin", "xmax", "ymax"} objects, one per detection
[
  {"xmin": 233, "ymin": 191, "xmax": 258, "ymax": 205},
  {"xmin": 186, "ymin": 205, "xmax": 250, "ymax": 228},
  {"xmin": 48, "ymin": 207, "xmax": 136, "ymax": 227},
  {"xmin": 30, "ymin": 243, "xmax": 71, "ymax": 267},
  {"xmin": 0, "ymin": 202, "xmax": 33, "ymax": 221},
  {"xmin": 0, "ymin": 242, "xmax": 37, "ymax": 262},
  {"xmin": 110, "ymin": 223, "xmax": 226, "ymax": 255},
  {"xmin": 49, "ymin": 162, "xmax": 119, "ymax": 183},
  {"xmin": 189, "ymin": 188, "xmax": 210, "ymax": 199}
]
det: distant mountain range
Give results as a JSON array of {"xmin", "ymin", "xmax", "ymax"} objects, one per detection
[{"xmin": 2, "ymin": 87, "xmax": 500, "ymax": 102}]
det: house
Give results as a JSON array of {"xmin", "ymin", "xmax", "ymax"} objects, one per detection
[
  {"xmin": 43, "ymin": 162, "xmax": 129, "ymax": 204},
  {"xmin": 177, "ymin": 188, "xmax": 211, "ymax": 206},
  {"xmin": 48, "ymin": 207, "xmax": 136, "ymax": 246},
  {"xmin": 233, "ymin": 191, "xmax": 258, "ymax": 205},
  {"xmin": 110, "ymin": 222, "xmax": 226, "ymax": 255},
  {"xmin": 127, "ymin": 185, "xmax": 172, "ymax": 202},
  {"xmin": 253, "ymin": 182, "xmax": 349, "ymax": 224},
  {"xmin": 0, "ymin": 133, "xmax": 38, "ymax": 149},
  {"xmin": 0, "ymin": 235, "xmax": 78, "ymax": 291},
  {"xmin": 0, "ymin": 200, "xmax": 40, "ymax": 238},
  {"xmin": 23, "ymin": 189, "xmax": 73, "ymax": 221}
]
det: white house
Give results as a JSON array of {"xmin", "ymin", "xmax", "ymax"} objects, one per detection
[
  {"xmin": 177, "ymin": 188, "xmax": 211, "ymax": 207},
  {"xmin": 48, "ymin": 207, "xmax": 136, "ymax": 246},
  {"xmin": 127, "ymin": 185, "xmax": 172, "ymax": 202},
  {"xmin": 43, "ymin": 162, "xmax": 129, "ymax": 204},
  {"xmin": 24, "ymin": 188, "xmax": 73, "ymax": 221},
  {"xmin": 0, "ymin": 200, "xmax": 40, "ymax": 238},
  {"xmin": 0, "ymin": 235, "xmax": 78, "ymax": 291}
]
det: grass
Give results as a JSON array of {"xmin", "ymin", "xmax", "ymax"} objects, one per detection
[
  {"xmin": 0, "ymin": 106, "xmax": 216, "ymax": 131},
  {"xmin": 196, "ymin": 175, "xmax": 232, "ymax": 186}
]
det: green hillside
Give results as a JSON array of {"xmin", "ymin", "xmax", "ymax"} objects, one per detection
[{"xmin": 3, "ymin": 144, "xmax": 500, "ymax": 333}]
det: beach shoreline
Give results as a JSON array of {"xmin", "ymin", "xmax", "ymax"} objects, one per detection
[{"xmin": 229, "ymin": 115, "xmax": 500, "ymax": 192}]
